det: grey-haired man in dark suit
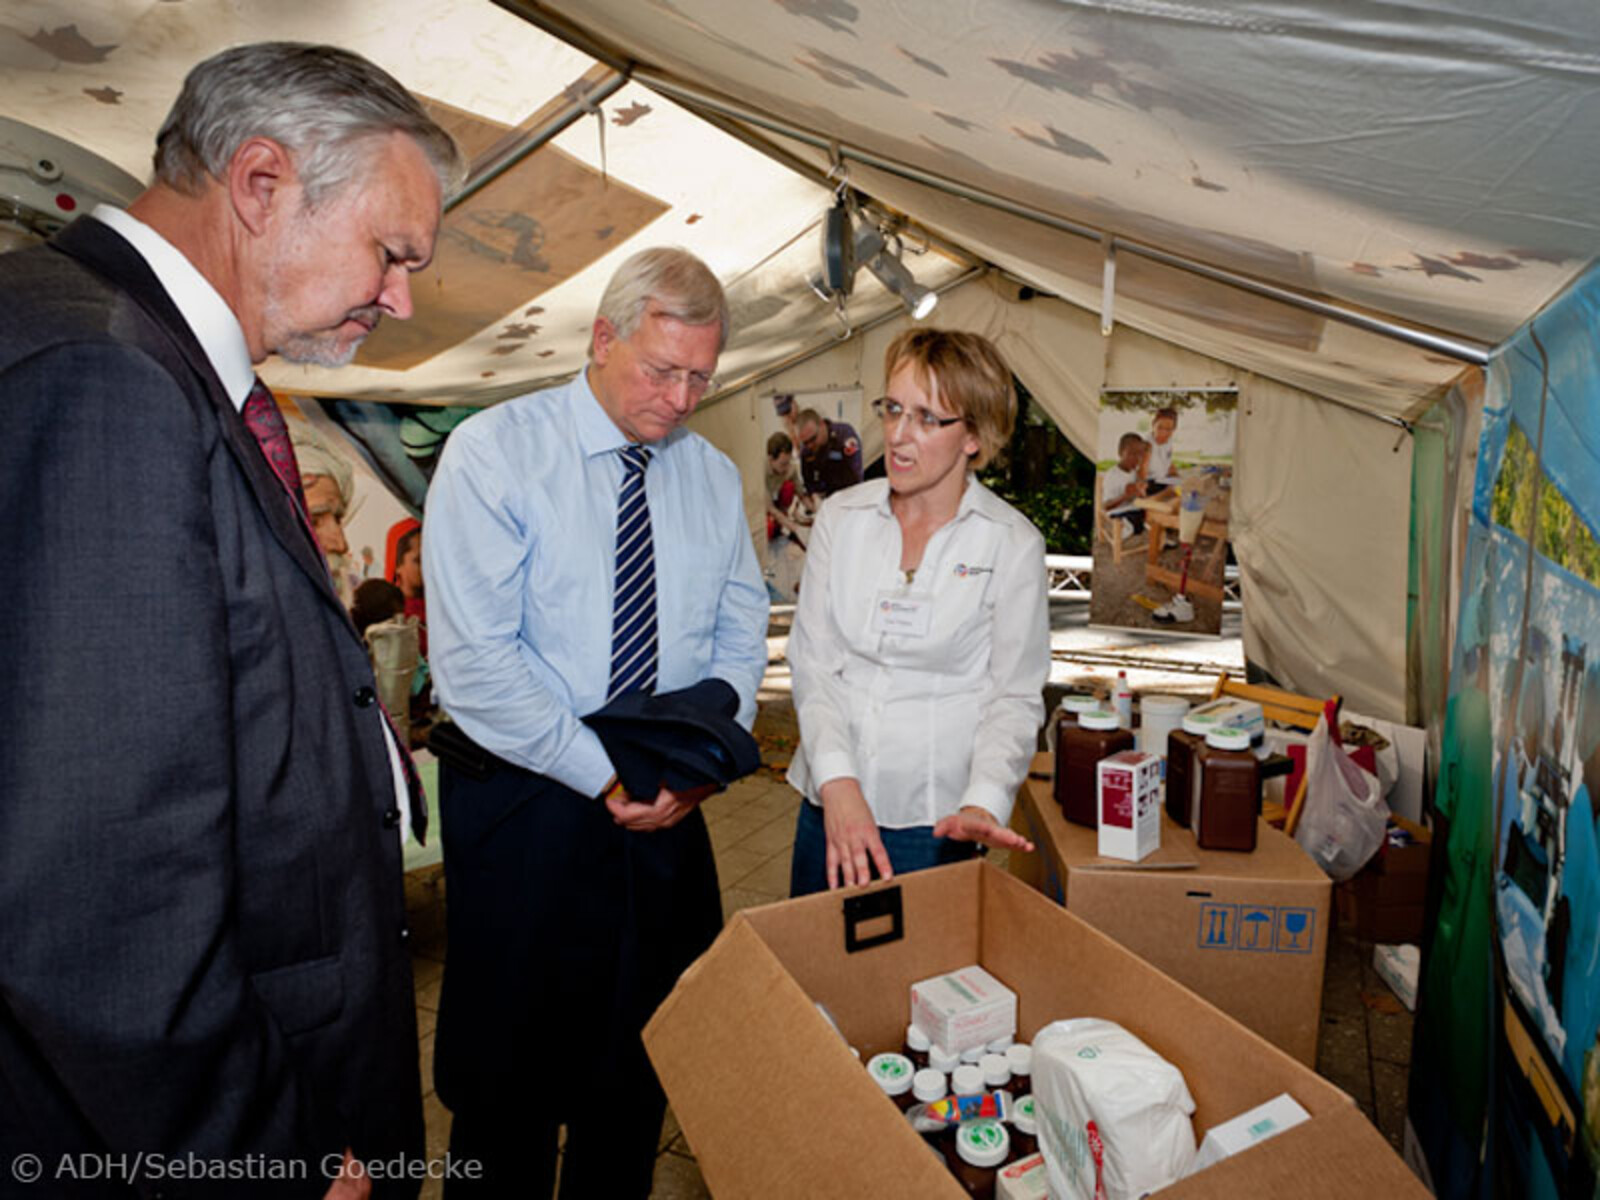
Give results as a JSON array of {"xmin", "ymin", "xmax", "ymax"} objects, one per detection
[{"xmin": 0, "ymin": 42, "xmax": 460, "ymax": 1199}]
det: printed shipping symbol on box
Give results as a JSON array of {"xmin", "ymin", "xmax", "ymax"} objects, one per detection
[
  {"xmin": 1199, "ymin": 904, "xmax": 1317, "ymax": 954},
  {"xmin": 1199, "ymin": 903, "xmax": 1236, "ymax": 949},
  {"xmin": 1275, "ymin": 906, "xmax": 1316, "ymax": 953},
  {"xmin": 1239, "ymin": 905, "xmax": 1274, "ymax": 951}
]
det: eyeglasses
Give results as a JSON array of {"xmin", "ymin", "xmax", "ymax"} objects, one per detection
[
  {"xmin": 872, "ymin": 396, "xmax": 965, "ymax": 431},
  {"xmin": 637, "ymin": 359, "xmax": 716, "ymax": 397}
]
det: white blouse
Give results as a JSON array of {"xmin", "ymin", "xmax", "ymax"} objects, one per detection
[{"xmin": 786, "ymin": 478, "xmax": 1050, "ymax": 829}]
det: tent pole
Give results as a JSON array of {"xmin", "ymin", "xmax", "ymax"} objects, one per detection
[
  {"xmin": 629, "ymin": 70, "xmax": 1490, "ymax": 367},
  {"xmin": 487, "ymin": 2, "xmax": 970, "ymax": 252},
  {"xmin": 447, "ymin": 67, "xmax": 632, "ymax": 210}
]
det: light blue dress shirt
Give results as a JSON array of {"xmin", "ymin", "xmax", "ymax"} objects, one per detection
[{"xmin": 423, "ymin": 371, "xmax": 770, "ymax": 797}]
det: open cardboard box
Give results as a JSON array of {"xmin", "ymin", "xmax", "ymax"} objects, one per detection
[
  {"xmin": 1015, "ymin": 755, "xmax": 1331, "ymax": 1064},
  {"xmin": 644, "ymin": 859, "xmax": 1423, "ymax": 1199}
]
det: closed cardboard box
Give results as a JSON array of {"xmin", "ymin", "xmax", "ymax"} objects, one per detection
[
  {"xmin": 1335, "ymin": 815, "xmax": 1432, "ymax": 943},
  {"xmin": 643, "ymin": 859, "xmax": 1423, "ymax": 1199},
  {"xmin": 1014, "ymin": 755, "xmax": 1331, "ymax": 1064}
]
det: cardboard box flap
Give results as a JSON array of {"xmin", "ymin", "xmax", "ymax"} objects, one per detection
[
  {"xmin": 1073, "ymin": 818, "xmax": 1326, "ymax": 883},
  {"xmin": 743, "ymin": 862, "xmax": 984, "ymax": 1052},
  {"xmin": 974, "ymin": 865, "xmax": 1349, "ymax": 1129},
  {"xmin": 1160, "ymin": 1105, "xmax": 1429, "ymax": 1197},
  {"xmin": 642, "ymin": 915, "xmax": 955, "ymax": 1199}
]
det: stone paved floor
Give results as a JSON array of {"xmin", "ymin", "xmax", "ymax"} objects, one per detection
[{"xmin": 403, "ymin": 605, "xmax": 1414, "ymax": 1197}]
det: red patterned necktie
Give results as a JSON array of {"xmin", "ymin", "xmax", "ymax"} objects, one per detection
[{"xmin": 241, "ymin": 379, "xmax": 312, "ymax": 523}]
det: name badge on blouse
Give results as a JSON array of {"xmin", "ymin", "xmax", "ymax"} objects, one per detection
[{"xmin": 871, "ymin": 593, "xmax": 933, "ymax": 638}]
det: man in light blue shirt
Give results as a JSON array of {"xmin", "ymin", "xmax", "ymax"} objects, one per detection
[{"xmin": 423, "ymin": 247, "xmax": 767, "ymax": 1198}]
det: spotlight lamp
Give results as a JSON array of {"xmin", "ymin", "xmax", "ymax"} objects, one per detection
[
  {"xmin": 866, "ymin": 250, "xmax": 939, "ymax": 320},
  {"xmin": 813, "ymin": 195, "xmax": 939, "ymax": 320}
]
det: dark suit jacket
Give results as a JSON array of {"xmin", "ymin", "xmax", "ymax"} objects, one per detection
[
  {"xmin": 0, "ymin": 219, "xmax": 423, "ymax": 1196},
  {"xmin": 582, "ymin": 679, "xmax": 761, "ymax": 797}
]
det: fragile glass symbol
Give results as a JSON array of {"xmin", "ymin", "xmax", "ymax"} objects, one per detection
[{"xmin": 1282, "ymin": 911, "xmax": 1309, "ymax": 950}]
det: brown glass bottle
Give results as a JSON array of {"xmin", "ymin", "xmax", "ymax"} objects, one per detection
[
  {"xmin": 1048, "ymin": 694, "xmax": 1100, "ymax": 762},
  {"xmin": 979, "ymin": 1053, "xmax": 1012, "ymax": 1096},
  {"xmin": 910, "ymin": 1067, "xmax": 951, "ymax": 1156},
  {"xmin": 1193, "ymin": 728, "xmax": 1261, "ymax": 851},
  {"xmin": 941, "ymin": 1065, "xmax": 987, "ymax": 1175},
  {"xmin": 1056, "ymin": 711, "xmax": 1133, "ymax": 827},
  {"xmin": 1009, "ymin": 1093, "xmax": 1040, "ymax": 1159},
  {"xmin": 953, "ymin": 1119, "xmax": 1011, "ymax": 1199},
  {"xmin": 867, "ymin": 1052, "xmax": 917, "ymax": 1111},
  {"xmin": 1164, "ymin": 715, "xmax": 1209, "ymax": 827},
  {"xmin": 904, "ymin": 1023, "xmax": 932, "ymax": 1072},
  {"xmin": 1004, "ymin": 1044, "xmax": 1032, "ymax": 1098}
]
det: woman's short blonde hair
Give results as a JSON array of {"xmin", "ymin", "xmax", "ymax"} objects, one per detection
[{"xmin": 883, "ymin": 328, "xmax": 1015, "ymax": 469}]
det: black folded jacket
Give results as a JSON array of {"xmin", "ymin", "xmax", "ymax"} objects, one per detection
[{"xmin": 582, "ymin": 678, "xmax": 762, "ymax": 797}]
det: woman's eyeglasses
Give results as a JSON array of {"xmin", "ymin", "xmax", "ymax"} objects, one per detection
[{"xmin": 872, "ymin": 396, "xmax": 964, "ymax": 431}]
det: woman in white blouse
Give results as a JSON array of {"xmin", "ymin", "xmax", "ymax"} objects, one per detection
[{"xmin": 786, "ymin": 329, "xmax": 1050, "ymax": 894}]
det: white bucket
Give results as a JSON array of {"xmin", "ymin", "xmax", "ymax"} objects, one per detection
[{"xmin": 1138, "ymin": 694, "xmax": 1191, "ymax": 757}]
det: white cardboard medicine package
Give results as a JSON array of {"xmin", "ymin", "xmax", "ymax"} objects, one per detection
[
  {"xmin": 1033, "ymin": 1017, "xmax": 1197, "ymax": 1200},
  {"xmin": 1193, "ymin": 1092, "xmax": 1311, "ymax": 1171},
  {"xmin": 1096, "ymin": 750, "xmax": 1162, "ymax": 862},
  {"xmin": 995, "ymin": 1152, "xmax": 1049, "ymax": 1200},
  {"xmin": 1187, "ymin": 697, "xmax": 1266, "ymax": 743},
  {"xmin": 909, "ymin": 965, "xmax": 1017, "ymax": 1055}
]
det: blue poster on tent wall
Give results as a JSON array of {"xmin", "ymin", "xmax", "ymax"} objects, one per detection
[{"xmin": 1411, "ymin": 266, "xmax": 1600, "ymax": 1199}]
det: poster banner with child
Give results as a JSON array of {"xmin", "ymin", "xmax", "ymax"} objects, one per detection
[{"xmin": 1089, "ymin": 389, "xmax": 1237, "ymax": 636}]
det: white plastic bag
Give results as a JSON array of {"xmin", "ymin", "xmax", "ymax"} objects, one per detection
[
  {"xmin": 1032, "ymin": 1018, "xmax": 1197, "ymax": 1200},
  {"xmin": 1293, "ymin": 713, "xmax": 1387, "ymax": 881}
]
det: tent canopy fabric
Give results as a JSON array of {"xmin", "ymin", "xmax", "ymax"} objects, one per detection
[
  {"xmin": 7, "ymin": 1, "xmax": 1594, "ymax": 413},
  {"xmin": 534, "ymin": 0, "xmax": 1600, "ymax": 419}
]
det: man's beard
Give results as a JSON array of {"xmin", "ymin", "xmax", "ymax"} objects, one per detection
[{"xmin": 270, "ymin": 306, "xmax": 384, "ymax": 368}]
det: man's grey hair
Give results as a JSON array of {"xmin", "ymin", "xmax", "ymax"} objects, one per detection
[
  {"xmin": 153, "ymin": 42, "xmax": 465, "ymax": 209},
  {"xmin": 592, "ymin": 246, "xmax": 730, "ymax": 357}
]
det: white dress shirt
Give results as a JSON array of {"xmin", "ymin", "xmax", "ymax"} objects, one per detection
[
  {"xmin": 91, "ymin": 206, "xmax": 414, "ymax": 842},
  {"xmin": 787, "ymin": 477, "xmax": 1050, "ymax": 828}
]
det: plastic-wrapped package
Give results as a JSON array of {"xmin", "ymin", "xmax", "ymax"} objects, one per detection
[{"xmin": 1032, "ymin": 1018, "xmax": 1197, "ymax": 1200}]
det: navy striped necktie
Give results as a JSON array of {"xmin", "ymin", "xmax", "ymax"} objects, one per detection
[{"xmin": 608, "ymin": 444, "xmax": 658, "ymax": 699}]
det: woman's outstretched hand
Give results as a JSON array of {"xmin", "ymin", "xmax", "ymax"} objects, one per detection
[{"xmin": 932, "ymin": 806, "xmax": 1036, "ymax": 854}]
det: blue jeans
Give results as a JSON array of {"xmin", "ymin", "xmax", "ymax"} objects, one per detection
[{"xmin": 788, "ymin": 798, "xmax": 978, "ymax": 897}]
